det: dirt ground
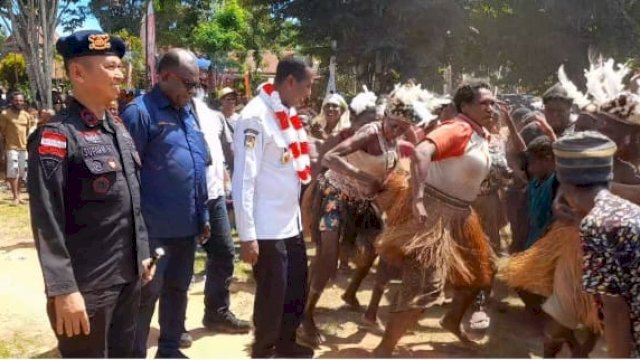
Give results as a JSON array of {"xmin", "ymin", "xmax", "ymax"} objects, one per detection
[{"xmin": 0, "ymin": 188, "xmax": 609, "ymax": 358}]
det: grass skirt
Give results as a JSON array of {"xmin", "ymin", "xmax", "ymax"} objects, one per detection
[
  {"xmin": 473, "ymin": 191, "xmax": 507, "ymax": 254},
  {"xmin": 498, "ymin": 222, "xmax": 602, "ymax": 332},
  {"xmin": 376, "ymin": 184, "xmax": 495, "ymax": 289}
]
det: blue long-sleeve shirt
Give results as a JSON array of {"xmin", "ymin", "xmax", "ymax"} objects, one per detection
[{"xmin": 121, "ymin": 86, "xmax": 209, "ymax": 238}]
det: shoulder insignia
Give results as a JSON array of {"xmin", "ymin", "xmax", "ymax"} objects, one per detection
[
  {"xmin": 39, "ymin": 131, "xmax": 67, "ymax": 158},
  {"xmin": 244, "ymin": 128, "xmax": 259, "ymax": 149},
  {"xmin": 244, "ymin": 133, "xmax": 256, "ymax": 149},
  {"xmin": 38, "ymin": 130, "xmax": 67, "ymax": 179}
]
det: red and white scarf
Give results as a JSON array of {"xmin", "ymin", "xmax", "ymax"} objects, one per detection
[{"xmin": 260, "ymin": 83, "xmax": 312, "ymax": 184}]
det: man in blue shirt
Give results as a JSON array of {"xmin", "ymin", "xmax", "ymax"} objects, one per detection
[{"xmin": 121, "ymin": 48, "xmax": 210, "ymax": 359}]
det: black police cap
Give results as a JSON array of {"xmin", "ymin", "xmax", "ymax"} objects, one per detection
[{"xmin": 56, "ymin": 30, "xmax": 126, "ymax": 60}]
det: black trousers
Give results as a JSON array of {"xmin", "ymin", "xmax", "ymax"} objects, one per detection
[
  {"xmin": 47, "ymin": 280, "xmax": 141, "ymax": 358},
  {"xmin": 134, "ymin": 237, "xmax": 196, "ymax": 357},
  {"xmin": 251, "ymin": 234, "xmax": 308, "ymax": 358},
  {"xmin": 203, "ymin": 196, "xmax": 235, "ymax": 317}
]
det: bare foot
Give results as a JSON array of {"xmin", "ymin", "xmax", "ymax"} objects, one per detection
[
  {"xmin": 11, "ymin": 198, "xmax": 20, "ymax": 206},
  {"xmin": 439, "ymin": 316, "xmax": 481, "ymax": 347},
  {"xmin": 341, "ymin": 293, "xmax": 362, "ymax": 311},
  {"xmin": 359, "ymin": 314, "xmax": 383, "ymax": 333},
  {"xmin": 298, "ymin": 320, "xmax": 325, "ymax": 348}
]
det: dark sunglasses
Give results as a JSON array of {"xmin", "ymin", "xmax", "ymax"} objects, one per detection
[{"xmin": 169, "ymin": 73, "xmax": 199, "ymax": 91}]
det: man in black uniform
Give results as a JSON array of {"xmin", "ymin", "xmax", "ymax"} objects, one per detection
[{"xmin": 27, "ymin": 30, "xmax": 154, "ymax": 358}]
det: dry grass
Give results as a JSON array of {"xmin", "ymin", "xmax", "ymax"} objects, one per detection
[
  {"xmin": 0, "ymin": 334, "xmax": 38, "ymax": 358},
  {"xmin": 0, "ymin": 191, "xmax": 32, "ymax": 247}
]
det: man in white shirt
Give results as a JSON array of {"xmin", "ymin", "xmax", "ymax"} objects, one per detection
[
  {"xmin": 232, "ymin": 58, "xmax": 314, "ymax": 358},
  {"xmin": 217, "ymin": 87, "xmax": 239, "ymax": 175},
  {"xmin": 216, "ymin": 88, "xmax": 239, "ymax": 230},
  {"xmin": 193, "ymin": 97, "xmax": 251, "ymax": 335}
]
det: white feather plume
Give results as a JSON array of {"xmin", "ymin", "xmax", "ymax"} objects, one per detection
[
  {"xmin": 583, "ymin": 58, "xmax": 630, "ymax": 106},
  {"xmin": 349, "ymin": 85, "xmax": 378, "ymax": 116},
  {"xmin": 389, "ymin": 83, "xmax": 450, "ymax": 125},
  {"xmin": 557, "ymin": 65, "xmax": 590, "ymax": 109}
]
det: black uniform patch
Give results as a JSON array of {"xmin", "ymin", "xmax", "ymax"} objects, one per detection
[
  {"xmin": 92, "ymin": 176, "xmax": 111, "ymax": 194},
  {"xmin": 40, "ymin": 157, "xmax": 63, "ymax": 180},
  {"xmin": 91, "ymin": 160, "xmax": 104, "ymax": 172}
]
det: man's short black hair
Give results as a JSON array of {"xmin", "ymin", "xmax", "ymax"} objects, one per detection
[
  {"xmin": 10, "ymin": 91, "xmax": 23, "ymax": 101},
  {"xmin": 157, "ymin": 49, "xmax": 196, "ymax": 74},
  {"xmin": 453, "ymin": 81, "xmax": 491, "ymax": 113},
  {"xmin": 520, "ymin": 122, "xmax": 546, "ymax": 146},
  {"xmin": 274, "ymin": 57, "xmax": 310, "ymax": 85},
  {"xmin": 526, "ymin": 135, "xmax": 554, "ymax": 160},
  {"xmin": 157, "ymin": 53, "xmax": 179, "ymax": 73},
  {"xmin": 542, "ymin": 83, "xmax": 573, "ymax": 106}
]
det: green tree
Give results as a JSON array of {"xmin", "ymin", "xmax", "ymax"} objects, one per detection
[
  {"xmin": 265, "ymin": 0, "xmax": 640, "ymax": 93},
  {"xmin": 154, "ymin": 0, "xmax": 213, "ymax": 47},
  {"xmin": 0, "ymin": 52, "xmax": 28, "ymax": 90},
  {"xmin": 0, "ymin": 0, "xmax": 87, "ymax": 107},
  {"xmin": 192, "ymin": 0, "xmax": 248, "ymax": 57},
  {"xmin": 240, "ymin": 0, "xmax": 298, "ymax": 72},
  {"xmin": 449, "ymin": 0, "xmax": 640, "ymax": 92},
  {"xmin": 265, "ymin": 0, "xmax": 468, "ymax": 93},
  {"xmin": 89, "ymin": 0, "xmax": 146, "ymax": 35},
  {"xmin": 114, "ymin": 29, "xmax": 146, "ymax": 88}
]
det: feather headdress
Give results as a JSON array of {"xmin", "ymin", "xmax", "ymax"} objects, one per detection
[
  {"xmin": 556, "ymin": 58, "xmax": 640, "ymax": 125},
  {"xmin": 388, "ymin": 82, "xmax": 451, "ymax": 125},
  {"xmin": 349, "ymin": 85, "xmax": 378, "ymax": 116}
]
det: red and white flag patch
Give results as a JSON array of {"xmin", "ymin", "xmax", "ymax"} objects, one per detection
[{"xmin": 39, "ymin": 131, "xmax": 67, "ymax": 158}]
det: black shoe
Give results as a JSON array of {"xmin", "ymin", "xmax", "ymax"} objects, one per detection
[
  {"xmin": 203, "ymin": 311, "xmax": 251, "ymax": 334},
  {"xmin": 179, "ymin": 331, "xmax": 193, "ymax": 349},
  {"xmin": 155, "ymin": 349, "xmax": 189, "ymax": 359},
  {"xmin": 275, "ymin": 342, "xmax": 314, "ymax": 358}
]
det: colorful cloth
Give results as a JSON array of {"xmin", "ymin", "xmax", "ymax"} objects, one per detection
[
  {"xmin": 317, "ymin": 175, "xmax": 379, "ymax": 233},
  {"xmin": 318, "ymin": 180, "xmax": 346, "ymax": 232},
  {"xmin": 581, "ymin": 190, "xmax": 640, "ymax": 357},
  {"xmin": 524, "ymin": 173, "xmax": 558, "ymax": 249}
]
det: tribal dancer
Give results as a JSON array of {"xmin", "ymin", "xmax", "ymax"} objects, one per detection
[
  {"xmin": 501, "ymin": 59, "xmax": 640, "ymax": 357},
  {"xmin": 307, "ymin": 89, "xmax": 380, "ymax": 271},
  {"xmin": 553, "ymin": 132, "xmax": 640, "ymax": 358},
  {"xmin": 374, "ymin": 81, "xmax": 496, "ymax": 357},
  {"xmin": 299, "ymin": 84, "xmax": 425, "ymax": 347},
  {"xmin": 355, "ymin": 90, "xmax": 453, "ymax": 329}
]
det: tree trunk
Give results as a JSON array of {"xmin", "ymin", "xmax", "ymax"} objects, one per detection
[{"xmin": 4, "ymin": 0, "xmax": 59, "ymax": 109}]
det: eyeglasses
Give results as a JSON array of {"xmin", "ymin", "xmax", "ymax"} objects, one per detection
[{"xmin": 169, "ymin": 73, "xmax": 199, "ymax": 91}]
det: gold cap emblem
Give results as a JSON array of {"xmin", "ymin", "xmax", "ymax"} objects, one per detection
[{"xmin": 88, "ymin": 34, "xmax": 112, "ymax": 51}]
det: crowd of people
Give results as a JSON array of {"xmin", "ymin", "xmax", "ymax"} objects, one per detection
[{"xmin": 12, "ymin": 29, "xmax": 640, "ymax": 359}]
